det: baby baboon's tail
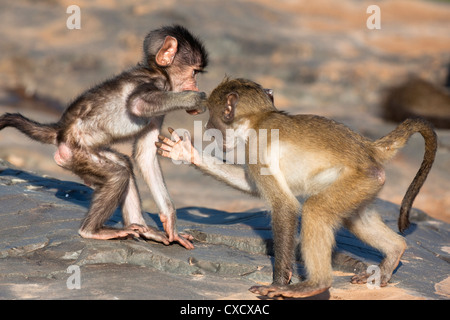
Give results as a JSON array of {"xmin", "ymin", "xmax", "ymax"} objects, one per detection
[{"xmin": 0, "ymin": 113, "xmax": 59, "ymax": 145}]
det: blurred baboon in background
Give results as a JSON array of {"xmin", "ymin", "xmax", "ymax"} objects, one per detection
[{"xmin": 382, "ymin": 67, "xmax": 450, "ymax": 129}]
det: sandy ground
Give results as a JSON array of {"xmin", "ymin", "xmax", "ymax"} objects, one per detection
[{"xmin": 0, "ymin": 0, "xmax": 449, "ymax": 300}]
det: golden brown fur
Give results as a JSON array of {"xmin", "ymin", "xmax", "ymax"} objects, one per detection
[{"xmin": 157, "ymin": 78, "xmax": 437, "ymax": 298}]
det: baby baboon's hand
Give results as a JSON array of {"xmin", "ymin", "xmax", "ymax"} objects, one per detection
[{"xmin": 185, "ymin": 91, "xmax": 207, "ymax": 115}]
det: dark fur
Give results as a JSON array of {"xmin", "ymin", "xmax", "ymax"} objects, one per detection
[
  {"xmin": 0, "ymin": 113, "xmax": 59, "ymax": 144},
  {"xmin": 0, "ymin": 25, "xmax": 208, "ymax": 244}
]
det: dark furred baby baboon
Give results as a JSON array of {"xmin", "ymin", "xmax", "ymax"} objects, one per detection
[
  {"xmin": 0, "ymin": 25, "xmax": 209, "ymax": 249},
  {"xmin": 157, "ymin": 78, "xmax": 437, "ymax": 298}
]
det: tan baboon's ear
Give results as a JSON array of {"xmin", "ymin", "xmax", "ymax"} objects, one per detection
[
  {"xmin": 223, "ymin": 92, "xmax": 238, "ymax": 123},
  {"xmin": 264, "ymin": 88, "xmax": 274, "ymax": 104}
]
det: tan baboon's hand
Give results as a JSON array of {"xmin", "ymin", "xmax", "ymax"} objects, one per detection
[{"xmin": 156, "ymin": 127, "xmax": 201, "ymax": 165}]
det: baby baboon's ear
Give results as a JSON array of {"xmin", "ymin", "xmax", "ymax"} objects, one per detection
[{"xmin": 155, "ymin": 36, "xmax": 178, "ymax": 67}]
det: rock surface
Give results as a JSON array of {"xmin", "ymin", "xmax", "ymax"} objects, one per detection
[{"xmin": 0, "ymin": 161, "xmax": 448, "ymax": 300}]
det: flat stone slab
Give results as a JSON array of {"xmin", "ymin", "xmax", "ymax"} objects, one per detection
[{"xmin": 0, "ymin": 161, "xmax": 448, "ymax": 299}]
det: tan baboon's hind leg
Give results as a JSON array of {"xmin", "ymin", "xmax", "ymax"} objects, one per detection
[{"xmin": 344, "ymin": 207, "xmax": 407, "ymax": 286}]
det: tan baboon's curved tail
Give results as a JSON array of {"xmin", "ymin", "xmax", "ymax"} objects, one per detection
[{"xmin": 374, "ymin": 118, "xmax": 437, "ymax": 233}]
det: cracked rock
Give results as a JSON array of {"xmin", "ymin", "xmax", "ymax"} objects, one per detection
[{"xmin": 0, "ymin": 162, "xmax": 449, "ymax": 299}]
